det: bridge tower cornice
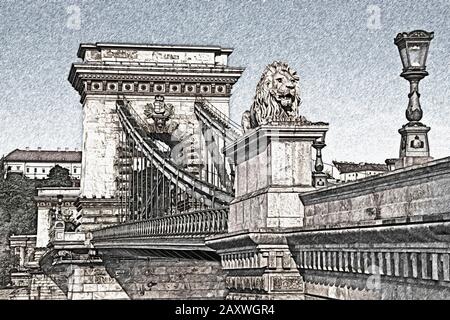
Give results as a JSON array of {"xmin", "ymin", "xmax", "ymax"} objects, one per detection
[{"xmin": 68, "ymin": 43, "xmax": 245, "ymax": 104}]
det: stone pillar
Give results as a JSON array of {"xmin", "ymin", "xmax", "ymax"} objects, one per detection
[
  {"xmin": 36, "ymin": 207, "xmax": 51, "ymax": 248},
  {"xmin": 224, "ymin": 123, "xmax": 328, "ymax": 232},
  {"xmin": 207, "ymin": 232, "xmax": 305, "ymax": 300},
  {"xmin": 81, "ymin": 97, "xmax": 120, "ymax": 198},
  {"xmin": 207, "ymin": 122, "xmax": 328, "ymax": 299}
]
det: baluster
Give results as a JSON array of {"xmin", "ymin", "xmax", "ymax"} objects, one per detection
[
  {"xmin": 171, "ymin": 216, "xmax": 175, "ymax": 234},
  {"xmin": 332, "ymin": 251, "xmax": 337, "ymax": 271},
  {"xmin": 209, "ymin": 211, "xmax": 213, "ymax": 233},
  {"xmin": 385, "ymin": 252, "xmax": 392, "ymax": 276},
  {"xmin": 188, "ymin": 214, "xmax": 193, "ymax": 234},
  {"xmin": 318, "ymin": 251, "xmax": 324, "ymax": 271},
  {"xmin": 298, "ymin": 251, "xmax": 303, "ymax": 268},
  {"xmin": 166, "ymin": 217, "xmax": 170, "ymax": 234},
  {"xmin": 201, "ymin": 212, "xmax": 206, "ymax": 233},
  {"xmin": 441, "ymin": 253, "xmax": 450, "ymax": 281},
  {"xmin": 195, "ymin": 213, "xmax": 199, "ymax": 233},
  {"xmin": 356, "ymin": 252, "xmax": 362, "ymax": 273},
  {"xmin": 377, "ymin": 252, "xmax": 384, "ymax": 275},
  {"xmin": 370, "ymin": 251, "xmax": 376, "ymax": 274},
  {"xmin": 202, "ymin": 212, "xmax": 206, "ymax": 233},
  {"xmin": 179, "ymin": 215, "xmax": 183, "ymax": 234},
  {"xmin": 223, "ymin": 209, "xmax": 228, "ymax": 231},
  {"xmin": 338, "ymin": 251, "xmax": 343, "ymax": 272},
  {"xmin": 431, "ymin": 253, "xmax": 439, "ymax": 280},
  {"xmin": 318, "ymin": 251, "xmax": 323, "ymax": 270},
  {"xmin": 198, "ymin": 212, "xmax": 203, "ymax": 233},
  {"xmin": 182, "ymin": 215, "xmax": 186, "ymax": 234},
  {"xmin": 217, "ymin": 210, "xmax": 222, "ymax": 231},
  {"xmin": 210, "ymin": 211, "xmax": 216, "ymax": 232},
  {"xmin": 173, "ymin": 215, "xmax": 177, "ymax": 234},
  {"xmin": 363, "ymin": 252, "xmax": 369, "ymax": 274},
  {"xmin": 393, "ymin": 252, "xmax": 400, "ymax": 277},
  {"xmin": 402, "ymin": 252, "xmax": 409, "ymax": 278},
  {"xmin": 206, "ymin": 211, "xmax": 210, "ymax": 233},
  {"xmin": 165, "ymin": 217, "xmax": 169, "ymax": 234},
  {"xmin": 164, "ymin": 217, "xmax": 169, "ymax": 234},
  {"xmin": 421, "ymin": 253, "xmax": 429, "ymax": 279},
  {"xmin": 343, "ymin": 252, "xmax": 349, "ymax": 272},
  {"xmin": 196, "ymin": 213, "xmax": 200, "ymax": 233},
  {"xmin": 411, "ymin": 252, "xmax": 418, "ymax": 278},
  {"xmin": 349, "ymin": 252, "xmax": 355, "ymax": 272}
]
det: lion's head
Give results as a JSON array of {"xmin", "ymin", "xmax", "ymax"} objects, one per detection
[{"xmin": 245, "ymin": 61, "xmax": 301, "ymax": 130}]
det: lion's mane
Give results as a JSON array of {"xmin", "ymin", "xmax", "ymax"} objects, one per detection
[{"xmin": 247, "ymin": 61, "xmax": 301, "ymax": 129}]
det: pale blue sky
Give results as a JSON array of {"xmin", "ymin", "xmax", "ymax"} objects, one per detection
[{"xmin": 1, "ymin": 0, "xmax": 449, "ymax": 164}]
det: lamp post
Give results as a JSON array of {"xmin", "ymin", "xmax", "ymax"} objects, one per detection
[
  {"xmin": 393, "ymin": 30, "xmax": 434, "ymax": 168},
  {"xmin": 312, "ymin": 138, "xmax": 328, "ymax": 188},
  {"xmin": 394, "ymin": 30, "xmax": 434, "ymax": 123},
  {"xmin": 56, "ymin": 194, "xmax": 63, "ymax": 220}
]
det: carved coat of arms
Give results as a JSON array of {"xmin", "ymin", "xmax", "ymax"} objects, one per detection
[{"xmin": 144, "ymin": 95, "xmax": 178, "ymax": 133}]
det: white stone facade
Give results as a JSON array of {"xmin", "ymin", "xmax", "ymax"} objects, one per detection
[{"xmin": 3, "ymin": 149, "xmax": 81, "ymax": 180}]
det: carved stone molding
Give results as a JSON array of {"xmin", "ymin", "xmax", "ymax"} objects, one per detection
[{"xmin": 206, "ymin": 232, "xmax": 305, "ymax": 296}]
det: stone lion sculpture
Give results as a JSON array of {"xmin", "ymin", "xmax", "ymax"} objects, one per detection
[{"xmin": 241, "ymin": 61, "xmax": 302, "ymax": 132}]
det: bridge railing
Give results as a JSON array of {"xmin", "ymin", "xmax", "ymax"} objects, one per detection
[{"xmin": 92, "ymin": 207, "xmax": 228, "ymax": 241}]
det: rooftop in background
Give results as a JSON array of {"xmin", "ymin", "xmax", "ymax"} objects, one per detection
[
  {"xmin": 4, "ymin": 149, "xmax": 82, "ymax": 163},
  {"xmin": 332, "ymin": 161, "xmax": 388, "ymax": 174}
]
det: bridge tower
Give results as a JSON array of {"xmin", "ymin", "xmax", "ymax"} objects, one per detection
[{"xmin": 69, "ymin": 43, "xmax": 244, "ymax": 231}]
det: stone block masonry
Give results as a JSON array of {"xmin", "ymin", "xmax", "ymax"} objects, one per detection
[
  {"xmin": 67, "ymin": 265, "xmax": 129, "ymax": 300},
  {"xmin": 103, "ymin": 256, "xmax": 227, "ymax": 300},
  {"xmin": 7, "ymin": 273, "xmax": 67, "ymax": 300}
]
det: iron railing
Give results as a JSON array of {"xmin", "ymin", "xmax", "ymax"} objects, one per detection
[{"xmin": 92, "ymin": 207, "xmax": 228, "ymax": 240}]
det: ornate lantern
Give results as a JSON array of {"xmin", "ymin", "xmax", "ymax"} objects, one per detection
[{"xmin": 394, "ymin": 30, "xmax": 434, "ymax": 122}]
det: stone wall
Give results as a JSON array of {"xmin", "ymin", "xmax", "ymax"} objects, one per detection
[
  {"xmin": 300, "ymin": 157, "xmax": 450, "ymax": 229},
  {"xmin": 28, "ymin": 273, "xmax": 67, "ymax": 300},
  {"xmin": 5, "ymin": 273, "xmax": 67, "ymax": 300},
  {"xmin": 103, "ymin": 255, "xmax": 227, "ymax": 300},
  {"xmin": 67, "ymin": 264, "xmax": 129, "ymax": 300}
]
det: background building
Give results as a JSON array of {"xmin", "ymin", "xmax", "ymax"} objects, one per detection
[
  {"xmin": 333, "ymin": 161, "xmax": 388, "ymax": 182},
  {"xmin": 3, "ymin": 148, "xmax": 81, "ymax": 180}
]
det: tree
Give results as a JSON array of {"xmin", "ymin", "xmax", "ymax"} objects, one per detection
[
  {"xmin": 0, "ymin": 165, "xmax": 74, "ymax": 287},
  {"xmin": 38, "ymin": 165, "xmax": 73, "ymax": 188},
  {"xmin": 0, "ymin": 173, "xmax": 37, "ymax": 287}
]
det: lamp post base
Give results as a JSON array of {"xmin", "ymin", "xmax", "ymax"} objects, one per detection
[{"xmin": 390, "ymin": 122, "xmax": 433, "ymax": 170}]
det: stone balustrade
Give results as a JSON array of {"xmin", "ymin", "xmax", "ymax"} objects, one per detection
[
  {"xmin": 92, "ymin": 207, "xmax": 228, "ymax": 241},
  {"xmin": 296, "ymin": 248, "xmax": 450, "ymax": 282}
]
